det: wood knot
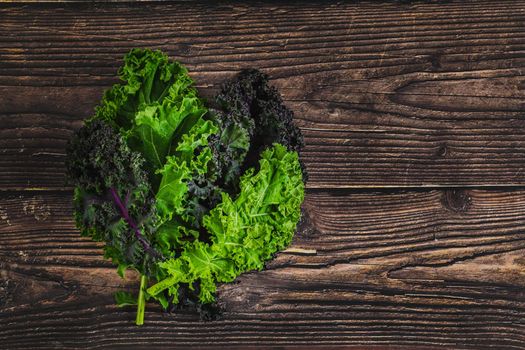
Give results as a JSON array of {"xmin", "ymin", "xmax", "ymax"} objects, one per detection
[
  {"xmin": 436, "ymin": 143, "xmax": 448, "ymax": 158},
  {"xmin": 442, "ymin": 189, "xmax": 471, "ymax": 213}
]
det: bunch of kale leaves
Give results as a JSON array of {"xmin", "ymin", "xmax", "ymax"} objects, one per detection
[{"xmin": 66, "ymin": 49, "xmax": 305, "ymax": 325}]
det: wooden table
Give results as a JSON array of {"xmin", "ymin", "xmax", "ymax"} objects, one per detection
[{"xmin": 1, "ymin": 1, "xmax": 525, "ymax": 348}]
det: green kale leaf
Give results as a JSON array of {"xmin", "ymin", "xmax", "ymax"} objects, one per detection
[
  {"xmin": 93, "ymin": 48, "xmax": 208, "ymax": 179},
  {"xmin": 148, "ymin": 143, "xmax": 304, "ymax": 303}
]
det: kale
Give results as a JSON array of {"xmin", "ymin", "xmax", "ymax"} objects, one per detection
[
  {"xmin": 65, "ymin": 120, "xmax": 162, "ymax": 324},
  {"xmin": 65, "ymin": 49, "xmax": 306, "ymax": 325},
  {"xmin": 210, "ymin": 69, "xmax": 306, "ymax": 183},
  {"xmin": 66, "ymin": 120, "xmax": 160, "ymax": 265},
  {"xmin": 148, "ymin": 144, "xmax": 304, "ymax": 303}
]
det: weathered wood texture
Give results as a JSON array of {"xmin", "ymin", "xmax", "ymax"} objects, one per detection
[
  {"xmin": 2, "ymin": 0, "xmax": 525, "ymax": 349},
  {"xmin": 1, "ymin": 1, "xmax": 525, "ymax": 188},
  {"xmin": 2, "ymin": 190, "xmax": 525, "ymax": 349}
]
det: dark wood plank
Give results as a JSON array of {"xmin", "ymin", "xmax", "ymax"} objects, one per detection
[
  {"xmin": 2, "ymin": 1, "xmax": 525, "ymax": 189},
  {"xmin": 2, "ymin": 189, "xmax": 525, "ymax": 349}
]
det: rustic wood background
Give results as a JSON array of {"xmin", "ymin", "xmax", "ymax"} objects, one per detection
[{"xmin": 1, "ymin": 1, "xmax": 525, "ymax": 349}]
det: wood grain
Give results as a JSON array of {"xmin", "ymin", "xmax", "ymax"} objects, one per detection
[
  {"xmin": 1, "ymin": 1, "xmax": 525, "ymax": 188},
  {"xmin": 2, "ymin": 1, "xmax": 525, "ymax": 349},
  {"xmin": 2, "ymin": 189, "xmax": 525, "ymax": 349}
]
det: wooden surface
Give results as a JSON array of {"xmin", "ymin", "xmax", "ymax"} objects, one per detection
[{"xmin": 1, "ymin": 1, "xmax": 525, "ymax": 349}]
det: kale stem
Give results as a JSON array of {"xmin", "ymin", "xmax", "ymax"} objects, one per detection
[
  {"xmin": 109, "ymin": 187, "xmax": 162, "ymax": 259},
  {"xmin": 136, "ymin": 274, "xmax": 147, "ymax": 326}
]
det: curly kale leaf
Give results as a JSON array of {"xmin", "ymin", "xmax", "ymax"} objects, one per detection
[
  {"xmin": 188, "ymin": 68, "xmax": 306, "ymax": 220},
  {"xmin": 206, "ymin": 112, "xmax": 251, "ymax": 190},
  {"xmin": 66, "ymin": 120, "xmax": 161, "ymax": 276},
  {"xmin": 207, "ymin": 68, "xmax": 305, "ymax": 191},
  {"xmin": 147, "ymin": 143, "xmax": 304, "ymax": 303},
  {"xmin": 153, "ymin": 112, "xmax": 220, "ymax": 249},
  {"xmin": 215, "ymin": 69, "xmax": 304, "ymax": 152},
  {"xmin": 150, "ymin": 68, "xmax": 308, "ymax": 293},
  {"xmin": 91, "ymin": 48, "xmax": 219, "ymax": 244},
  {"xmin": 93, "ymin": 48, "xmax": 208, "ymax": 179}
]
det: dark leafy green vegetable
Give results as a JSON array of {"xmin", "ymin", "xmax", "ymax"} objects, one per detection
[
  {"xmin": 148, "ymin": 144, "xmax": 304, "ymax": 303},
  {"xmin": 66, "ymin": 120, "xmax": 160, "ymax": 274},
  {"xmin": 213, "ymin": 69, "xmax": 305, "ymax": 175},
  {"xmin": 93, "ymin": 48, "xmax": 208, "ymax": 183},
  {"xmin": 65, "ymin": 48, "xmax": 306, "ymax": 325},
  {"xmin": 66, "ymin": 120, "xmax": 163, "ymax": 324}
]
